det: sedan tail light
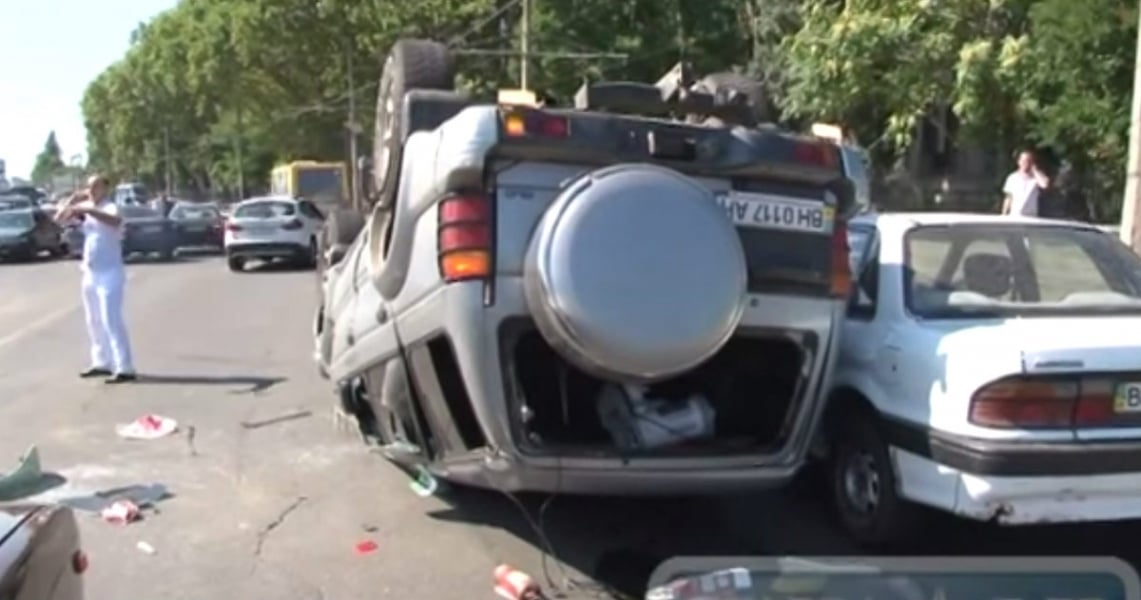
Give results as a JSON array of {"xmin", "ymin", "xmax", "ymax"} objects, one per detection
[
  {"xmin": 970, "ymin": 376, "xmax": 1141, "ymax": 429},
  {"xmin": 969, "ymin": 379, "xmax": 1077, "ymax": 429}
]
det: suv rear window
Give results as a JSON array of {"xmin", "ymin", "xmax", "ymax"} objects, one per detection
[{"xmin": 235, "ymin": 201, "xmax": 296, "ymax": 219}]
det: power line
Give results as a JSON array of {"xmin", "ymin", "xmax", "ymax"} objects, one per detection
[
  {"xmin": 448, "ymin": 0, "xmax": 523, "ymax": 48},
  {"xmin": 451, "ymin": 49, "xmax": 628, "ymax": 59}
]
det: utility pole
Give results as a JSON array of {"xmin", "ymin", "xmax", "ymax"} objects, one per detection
[
  {"xmin": 1120, "ymin": 0, "xmax": 1141, "ymax": 251},
  {"xmin": 235, "ymin": 100, "xmax": 246, "ymax": 200},
  {"xmin": 163, "ymin": 125, "xmax": 173, "ymax": 197},
  {"xmin": 346, "ymin": 47, "xmax": 361, "ymax": 210},
  {"xmin": 453, "ymin": 1, "xmax": 627, "ymax": 90},
  {"xmin": 520, "ymin": 0, "xmax": 530, "ymax": 89}
]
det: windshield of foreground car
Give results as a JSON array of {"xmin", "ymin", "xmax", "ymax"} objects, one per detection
[
  {"xmin": 905, "ymin": 223, "xmax": 1141, "ymax": 318},
  {"xmin": 234, "ymin": 200, "xmax": 295, "ymax": 219},
  {"xmin": 0, "ymin": 212, "xmax": 33, "ymax": 229}
]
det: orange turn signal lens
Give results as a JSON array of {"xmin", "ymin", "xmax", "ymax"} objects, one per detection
[
  {"xmin": 441, "ymin": 250, "xmax": 491, "ymax": 282},
  {"xmin": 504, "ymin": 114, "xmax": 526, "ymax": 137}
]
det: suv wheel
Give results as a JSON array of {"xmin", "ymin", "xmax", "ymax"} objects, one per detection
[
  {"xmin": 227, "ymin": 256, "xmax": 245, "ymax": 272},
  {"xmin": 373, "ymin": 39, "xmax": 455, "ymax": 209}
]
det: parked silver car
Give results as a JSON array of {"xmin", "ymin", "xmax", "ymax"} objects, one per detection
[{"xmin": 313, "ymin": 39, "xmax": 858, "ymax": 495}]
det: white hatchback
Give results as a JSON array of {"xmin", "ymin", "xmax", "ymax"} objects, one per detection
[
  {"xmin": 223, "ymin": 196, "xmax": 324, "ymax": 272},
  {"xmin": 824, "ymin": 212, "xmax": 1141, "ymax": 545}
]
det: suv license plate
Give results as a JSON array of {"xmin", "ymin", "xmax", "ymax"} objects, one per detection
[
  {"xmin": 1113, "ymin": 382, "xmax": 1141, "ymax": 413},
  {"xmin": 717, "ymin": 191, "xmax": 833, "ymax": 234}
]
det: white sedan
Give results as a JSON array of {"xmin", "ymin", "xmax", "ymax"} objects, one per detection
[{"xmin": 824, "ymin": 212, "xmax": 1141, "ymax": 545}]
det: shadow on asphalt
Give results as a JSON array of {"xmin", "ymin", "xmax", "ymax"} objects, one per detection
[
  {"xmin": 426, "ymin": 475, "xmax": 1141, "ymax": 600},
  {"xmin": 428, "ymin": 488, "xmax": 762, "ymax": 599},
  {"xmin": 134, "ymin": 373, "xmax": 286, "ymax": 394}
]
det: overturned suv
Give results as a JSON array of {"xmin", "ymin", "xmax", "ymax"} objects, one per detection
[{"xmin": 314, "ymin": 39, "xmax": 858, "ymax": 495}]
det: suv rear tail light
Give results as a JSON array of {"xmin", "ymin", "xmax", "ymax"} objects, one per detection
[
  {"xmin": 438, "ymin": 193, "xmax": 492, "ymax": 282},
  {"xmin": 72, "ymin": 549, "xmax": 88, "ymax": 574},
  {"xmin": 224, "ymin": 221, "xmax": 242, "ymax": 232},
  {"xmin": 282, "ymin": 219, "xmax": 303, "ymax": 230},
  {"xmin": 830, "ymin": 220, "xmax": 851, "ymax": 297},
  {"xmin": 792, "ymin": 141, "xmax": 840, "ymax": 169},
  {"xmin": 502, "ymin": 109, "xmax": 570, "ymax": 139}
]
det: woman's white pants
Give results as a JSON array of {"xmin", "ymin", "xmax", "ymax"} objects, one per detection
[{"xmin": 81, "ymin": 268, "xmax": 135, "ymax": 374}]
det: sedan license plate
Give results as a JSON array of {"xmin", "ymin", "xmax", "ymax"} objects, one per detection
[
  {"xmin": 716, "ymin": 191, "xmax": 834, "ymax": 234},
  {"xmin": 1113, "ymin": 382, "xmax": 1141, "ymax": 413},
  {"xmin": 242, "ymin": 224, "xmax": 273, "ymax": 235}
]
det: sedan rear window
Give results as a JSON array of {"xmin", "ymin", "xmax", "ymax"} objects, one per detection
[
  {"xmin": 905, "ymin": 224, "xmax": 1141, "ymax": 318},
  {"xmin": 171, "ymin": 205, "xmax": 220, "ymax": 220},
  {"xmin": 122, "ymin": 206, "xmax": 160, "ymax": 219},
  {"xmin": 235, "ymin": 201, "xmax": 296, "ymax": 219}
]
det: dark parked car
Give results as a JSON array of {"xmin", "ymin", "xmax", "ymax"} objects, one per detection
[
  {"xmin": 0, "ymin": 196, "xmax": 35, "ymax": 212},
  {"xmin": 0, "ymin": 503, "xmax": 86, "ymax": 599},
  {"xmin": 121, "ymin": 205, "xmax": 178, "ymax": 261},
  {"xmin": 0, "ymin": 209, "xmax": 67, "ymax": 261},
  {"xmin": 169, "ymin": 202, "xmax": 223, "ymax": 252}
]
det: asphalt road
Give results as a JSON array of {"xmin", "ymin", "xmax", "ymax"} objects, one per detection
[{"xmin": 3, "ymin": 254, "xmax": 1141, "ymax": 600}]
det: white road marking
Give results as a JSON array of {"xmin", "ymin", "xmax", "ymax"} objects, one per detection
[
  {"xmin": 0, "ymin": 304, "xmax": 80, "ymax": 350},
  {"xmin": 0, "ymin": 271, "xmax": 138, "ymax": 351}
]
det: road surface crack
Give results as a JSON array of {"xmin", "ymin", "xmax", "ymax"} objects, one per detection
[{"xmin": 253, "ymin": 496, "xmax": 308, "ymax": 557}]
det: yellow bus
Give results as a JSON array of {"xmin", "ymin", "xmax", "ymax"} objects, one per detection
[{"xmin": 269, "ymin": 160, "xmax": 349, "ymax": 206}]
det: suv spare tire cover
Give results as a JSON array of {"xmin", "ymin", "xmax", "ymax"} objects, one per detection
[{"xmin": 524, "ymin": 164, "xmax": 747, "ymax": 382}]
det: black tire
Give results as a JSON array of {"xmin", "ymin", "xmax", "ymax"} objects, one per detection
[
  {"xmin": 318, "ymin": 209, "xmax": 365, "ymax": 277},
  {"xmin": 227, "ymin": 256, "xmax": 245, "ymax": 272},
  {"xmin": 158, "ymin": 248, "xmax": 176, "ymax": 262},
  {"xmin": 692, "ymin": 72, "xmax": 774, "ymax": 126},
  {"xmin": 373, "ymin": 39, "xmax": 455, "ymax": 209},
  {"xmin": 829, "ymin": 411, "xmax": 924, "ymax": 547}
]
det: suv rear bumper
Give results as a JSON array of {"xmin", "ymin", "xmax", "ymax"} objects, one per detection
[{"xmin": 331, "ymin": 275, "xmax": 843, "ymax": 495}]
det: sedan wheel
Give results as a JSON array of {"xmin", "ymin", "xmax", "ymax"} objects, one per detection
[{"xmin": 830, "ymin": 413, "xmax": 923, "ymax": 547}]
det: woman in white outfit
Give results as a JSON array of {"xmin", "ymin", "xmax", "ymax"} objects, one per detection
[{"xmin": 55, "ymin": 175, "xmax": 137, "ymax": 383}]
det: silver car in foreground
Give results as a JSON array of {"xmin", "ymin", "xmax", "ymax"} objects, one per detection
[{"xmin": 313, "ymin": 39, "xmax": 859, "ymax": 495}]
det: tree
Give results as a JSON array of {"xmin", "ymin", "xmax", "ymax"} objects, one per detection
[
  {"xmin": 77, "ymin": 0, "xmax": 753, "ymax": 196},
  {"xmin": 31, "ymin": 131, "xmax": 66, "ymax": 185},
  {"xmin": 1015, "ymin": 0, "xmax": 1137, "ymax": 220},
  {"xmin": 776, "ymin": 0, "xmax": 1037, "ymax": 165}
]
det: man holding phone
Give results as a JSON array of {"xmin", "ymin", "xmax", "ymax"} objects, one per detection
[
  {"xmin": 56, "ymin": 175, "xmax": 137, "ymax": 383},
  {"xmin": 1001, "ymin": 148, "xmax": 1051, "ymax": 216}
]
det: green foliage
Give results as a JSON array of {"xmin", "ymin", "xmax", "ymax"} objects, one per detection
[
  {"xmin": 31, "ymin": 132, "xmax": 66, "ymax": 185},
  {"xmin": 82, "ymin": 0, "xmax": 1138, "ymax": 216},
  {"xmin": 778, "ymin": 0, "xmax": 1037, "ymax": 162},
  {"xmin": 82, "ymin": 0, "xmax": 753, "ymax": 196}
]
